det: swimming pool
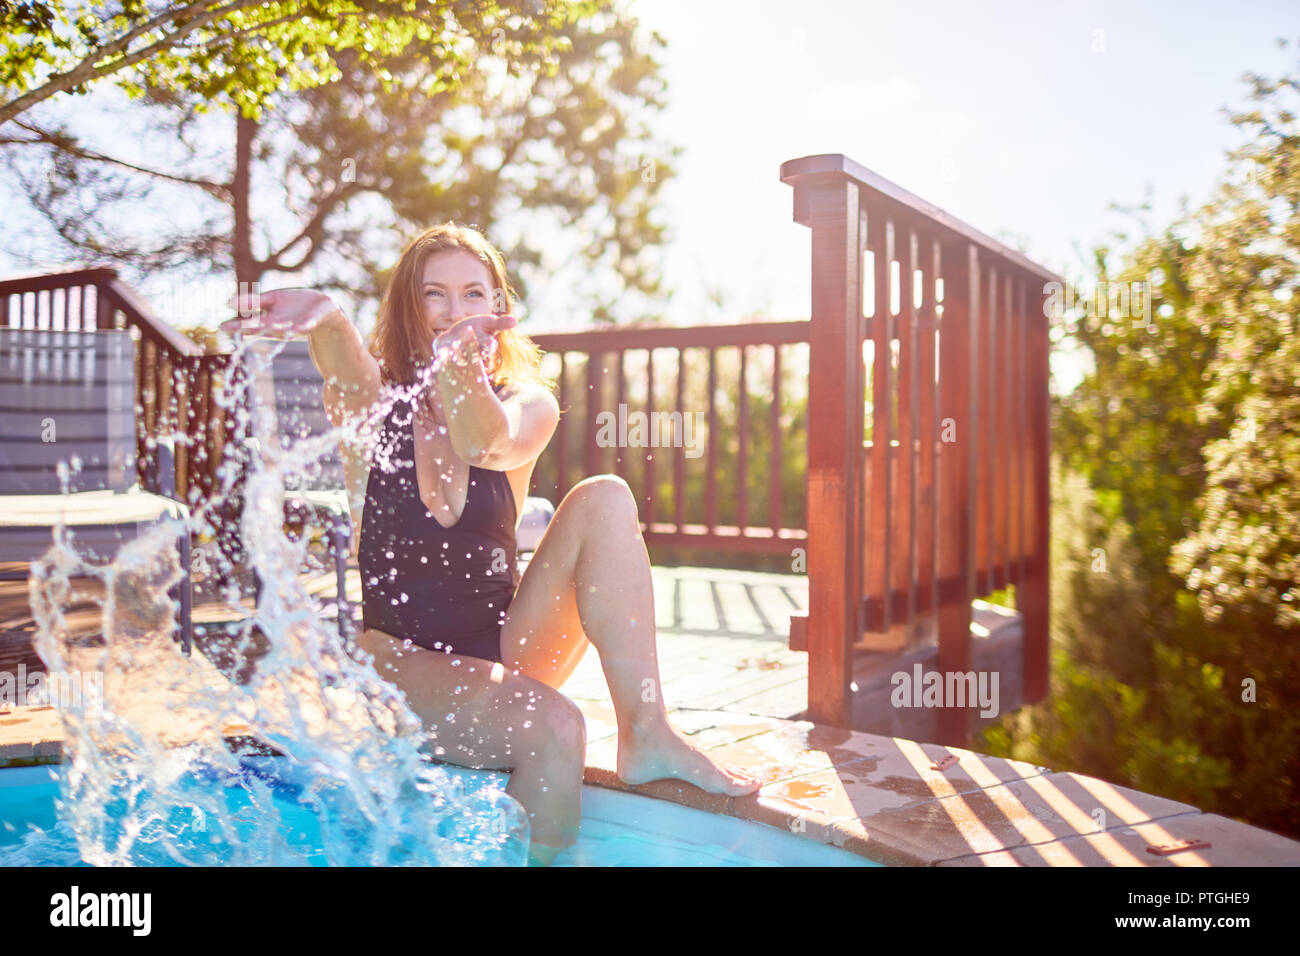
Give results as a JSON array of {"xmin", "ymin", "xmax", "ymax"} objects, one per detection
[{"xmin": 0, "ymin": 759, "xmax": 879, "ymax": 867}]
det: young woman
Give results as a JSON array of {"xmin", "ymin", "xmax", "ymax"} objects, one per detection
[{"xmin": 224, "ymin": 222, "xmax": 760, "ymax": 865}]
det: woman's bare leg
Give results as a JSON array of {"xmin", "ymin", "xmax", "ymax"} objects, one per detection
[
  {"xmin": 501, "ymin": 475, "xmax": 760, "ymax": 796},
  {"xmin": 356, "ymin": 627, "xmax": 585, "ymax": 866}
]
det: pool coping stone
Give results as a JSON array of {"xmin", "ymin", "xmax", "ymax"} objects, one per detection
[{"xmin": 3, "ymin": 701, "xmax": 1299, "ymax": 867}]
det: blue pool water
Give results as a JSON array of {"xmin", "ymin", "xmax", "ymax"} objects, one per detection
[{"xmin": 0, "ymin": 760, "xmax": 878, "ymax": 867}]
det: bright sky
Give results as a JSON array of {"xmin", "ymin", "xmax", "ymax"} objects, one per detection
[
  {"xmin": 602, "ymin": 0, "xmax": 1300, "ymax": 393},
  {"xmin": 3, "ymin": 0, "xmax": 1297, "ymax": 397}
]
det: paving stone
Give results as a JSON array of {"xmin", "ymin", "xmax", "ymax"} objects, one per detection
[
  {"xmin": 666, "ymin": 709, "xmax": 788, "ymax": 747},
  {"xmin": 939, "ymin": 814, "xmax": 1300, "ymax": 867},
  {"xmin": 699, "ymin": 726, "xmax": 843, "ymax": 787},
  {"xmin": 847, "ymin": 770, "xmax": 1202, "ymax": 866},
  {"xmin": 731, "ymin": 787, "xmax": 845, "ymax": 847}
]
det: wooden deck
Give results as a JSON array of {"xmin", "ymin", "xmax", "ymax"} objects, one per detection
[
  {"xmin": 2, "ymin": 555, "xmax": 1026, "ymax": 734},
  {"xmin": 2, "ymin": 557, "xmax": 811, "ymax": 712}
]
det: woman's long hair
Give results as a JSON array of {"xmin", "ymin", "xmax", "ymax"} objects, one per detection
[{"xmin": 367, "ymin": 222, "xmax": 547, "ymax": 413}]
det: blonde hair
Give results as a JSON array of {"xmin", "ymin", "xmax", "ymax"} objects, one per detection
[{"xmin": 367, "ymin": 222, "xmax": 547, "ymax": 408}]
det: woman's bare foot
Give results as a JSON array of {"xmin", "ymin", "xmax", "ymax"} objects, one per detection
[{"xmin": 616, "ymin": 715, "xmax": 762, "ymax": 796}]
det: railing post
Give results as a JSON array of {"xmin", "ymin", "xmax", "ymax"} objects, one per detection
[
  {"xmin": 94, "ymin": 279, "xmax": 114, "ymax": 331},
  {"xmin": 584, "ymin": 351, "xmax": 605, "ymax": 479},
  {"xmin": 863, "ymin": 212, "xmax": 896, "ymax": 646},
  {"xmin": 784, "ymin": 168, "xmax": 865, "ymax": 728},
  {"xmin": 936, "ymin": 241, "xmax": 980, "ymax": 745},
  {"xmin": 1022, "ymin": 277, "xmax": 1051, "ymax": 703}
]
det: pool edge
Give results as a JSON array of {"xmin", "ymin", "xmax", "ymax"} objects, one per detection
[{"xmin": 5, "ymin": 703, "xmax": 1300, "ymax": 867}]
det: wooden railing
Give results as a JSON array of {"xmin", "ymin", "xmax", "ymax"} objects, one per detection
[
  {"xmin": 5, "ymin": 151, "xmax": 1055, "ymax": 745},
  {"xmin": 780, "ymin": 154, "xmax": 1055, "ymax": 740},
  {"xmin": 0, "ymin": 267, "xmax": 242, "ymax": 565},
  {"xmin": 530, "ymin": 322, "xmax": 809, "ymax": 555}
]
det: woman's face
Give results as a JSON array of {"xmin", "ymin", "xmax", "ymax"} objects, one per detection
[{"xmin": 420, "ymin": 249, "xmax": 496, "ymax": 336}]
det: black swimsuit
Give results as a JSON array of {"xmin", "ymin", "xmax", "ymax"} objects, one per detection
[{"xmin": 358, "ymin": 392, "xmax": 519, "ymax": 662}]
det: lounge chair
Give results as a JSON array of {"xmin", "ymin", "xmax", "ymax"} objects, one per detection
[{"xmin": 0, "ymin": 327, "xmax": 194, "ymax": 652}]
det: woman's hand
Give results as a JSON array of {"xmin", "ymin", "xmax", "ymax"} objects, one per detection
[
  {"xmin": 221, "ymin": 288, "xmax": 343, "ymax": 339},
  {"xmin": 433, "ymin": 312, "xmax": 518, "ymax": 368}
]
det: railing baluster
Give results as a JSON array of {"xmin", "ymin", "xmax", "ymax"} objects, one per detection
[
  {"xmin": 614, "ymin": 350, "xmax": 626, "ymax": 479},
  {"xmin": 998, "ymin": 271, "xmax": 1013, "ymax": 590},
  {"xmin": 1023, "ymin": 274, "xmax": 1051, "ymax": 702},
  {"xmin": 96, "ymin": 284, "xmax": 111, "ymax": 331},
  {"xmin": 584, "ymin": 352, "xmax": 604, "ymax": 479},
  {"xmin": 706, "ymin": 347, "xmax": 717, "ymax": 532},
  {"xmin": 936, "ymin": 241, "xmax": 979, "ymax": 745},
  {"xmin": 921, "ymin": 239, "xmax": 941, "ymax": 620},
  {"xmin": 643, "ymin": 348, "xmax": 656, "ymax": 528},
  {"xmin": 769, "ymin": 344, "xmax": 782, "ymax": 534},
  {"xmin": 894, "ymin": 226, "xmax": 919, "ymax": 639},
  {"xmin": 863, "ymin": 213, "xmax": 895, "ymax": 645},
  {"xmin": 1012, "ymin": 280, "xmax": 1026, "ymax": 585},
  {"xmin": 674, "ymin": 347, "xmax": 685, "ymax": 530},
  {"xmin": 975, "ymin": 264, "xmax": 993, "ymax": 595},
  {"xmin": 556, "ymin": 351, "xmax": 568, "ymax": 496},
  {"xmin": 737, "ymin": 344, "xmax": 749, "ymax": 532}
]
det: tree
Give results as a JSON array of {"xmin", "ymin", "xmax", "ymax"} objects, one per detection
[
  {"xmin": 1169, "ymin": 51, "xmax": 1300, "ymax": 632},
  {"xmin": 0, "ymin": 0, "xmax": 587, "ymax": 125},
  {"xmin": 983, "ymin": 46, "xmax": 1300, "ymax": 838},
  {"xmin": 2, "ymin": 0, "xmax": 677, "ymax": 323}
]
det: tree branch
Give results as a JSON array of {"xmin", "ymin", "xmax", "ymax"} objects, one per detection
[
  {"xmin": 264, "ymin": 182, "xmax": 355, "ymax": 273},
  {"xmin": 0, "ymin": 0, "xmax": 255, "ymax": 125},
  {"xmin": 7, "ymin": 118, "xmax": 230, "ymax": 200}
]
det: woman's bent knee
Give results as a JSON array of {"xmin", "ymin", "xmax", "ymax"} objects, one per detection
[
  {"xmin": 510, "ymin": 685, "xmax": 586, "ymax": 766},
  {"xmin": 565, "ymin": 474, "xmax": 636, "ymax": 519}
]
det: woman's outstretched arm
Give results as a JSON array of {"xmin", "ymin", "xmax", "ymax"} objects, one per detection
[
  {"xmin": 308, "ymin": 309, "xmax": 382, "ymax": 424},
  {"xmin": 223, "ymin": 288, "xmax": 382, "ymax": 424}
]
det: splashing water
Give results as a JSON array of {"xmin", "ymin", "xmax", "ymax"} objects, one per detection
[{"xmin": 25, "ymin": 334, "xmax": 529, "ymax": 865}]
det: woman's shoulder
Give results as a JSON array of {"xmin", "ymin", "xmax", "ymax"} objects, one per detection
[{"xmin": 494, "ymin": 377, "xmax": 554, "ymax": 398}]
